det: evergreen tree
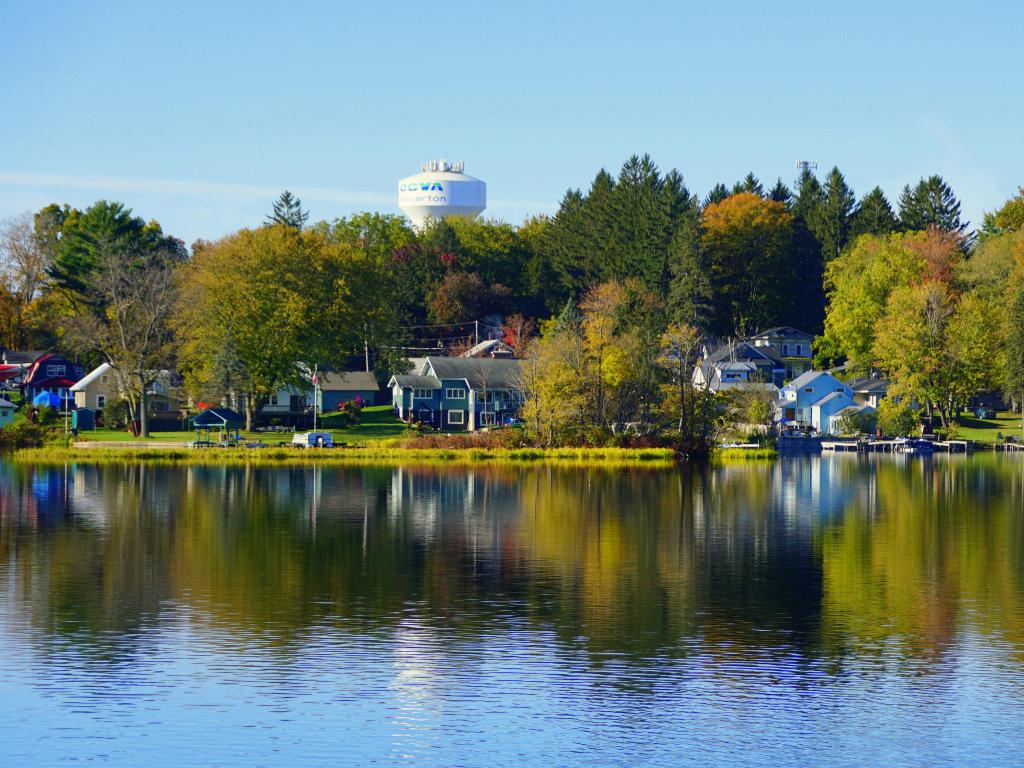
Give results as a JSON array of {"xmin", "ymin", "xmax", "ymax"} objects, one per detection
[
  {"xmin": 667, "ymin": 206, "xmax": 712, "ymax": 329},
  {"xmin": 850, "ymin": 186, "xmax": 898, "ymax": 238},
  {"xmin": 789, "ymin": 169, "xmax": 826, "ymax": 332},
  {"xmin": 705, "ymin": 183, "xmax": 729, "ymax": 206},
  {"xmin": 897, "ymin": 175, "xmax": 967, "ymax": 233},
  {"xmin": 808, "ymin": 166, "xmax": 856, "ymax": 261},
  {"xmin": 768, "ymin": 178, "xmax": 792, "ymax": 206},
  {"xmin": 732, "ymin": 173, "xmax": 763, "ymax": 196},
  {"xmin": 267, "ymin": 190, "xmax": 309, "ymax": 229},
  {"xmin": 1002, "ymin": 284, "xmax": 1024, "ymax": 413}
]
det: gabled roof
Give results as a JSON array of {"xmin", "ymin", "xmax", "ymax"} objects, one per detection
[
  {"xmin": 704, "ymin": 341, "xmax": 779, "ymax": 366},
  {"xmin": 462, "ymin": 339, "xmax": 515, "ymax": 358},
  {"xmin": 424, "ymin": 356, "xmax": 523, "ymax": 389},
  {"xmin": 749, "ymin": 326, "xmax": 813, "ymax": 340},
  {"xmin": 70, "ymin": 362, "xmax": 113, "ymax": 392},
  {"xmin": 845, "ymin": 375, "xmax": 890, "ymax": 394},
  {"xmin": 390, "ymin": 374, "xmax": 441, "ymax": 390},
  {"xmin": 786, "ymin": 369, "xmax": 844, "ymax": 390},
  {"xmin": 319, "ymin": 371, "xmax": 379, "ymax": 392},
  {"xmin": 811, "ymin": 390, "xmax": 854, "ymax": 408},
  {"xmin": 192, "ymin": 407, "xmax": 245, "ymax": 427},
  {"xmin": 0, "ymin": 398, "xmax": 15, "ymax": 409}
]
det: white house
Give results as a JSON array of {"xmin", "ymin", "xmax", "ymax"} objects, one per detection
[{"xmin": 777, "ymin": 370, "xmax": 856, "ymax": 433}]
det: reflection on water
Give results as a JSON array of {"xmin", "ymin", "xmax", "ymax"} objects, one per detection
[{"xmin": 1, "ymin": 456, "xmax": 1023, "ymax": 766}]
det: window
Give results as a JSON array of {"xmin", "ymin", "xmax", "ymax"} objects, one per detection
[
  {"xmin": 836, "ymin": 387, "xmax": 845, "ymax": 393},
  {"xmin": 269, "ymin": 394, "xmax": 279, "ymax": 406},
  {"xmin": 414, "ymin": 388, "xmax": 432, "ymax": 399},
  {"xmin": 480, "ymin": 412, "xmax": 496, "ymax": 426},
  {"xmin": 782, "ymin": 344, "xmax": 790, "ymax": 356},
  {"xmin": 796, "ymin": 344, "xmax": 803, "ymax": 356},
  {"xmin": 96, "ymin": 395, "xmax": 106, "ymax": 409},
  {"xmin": 46, "ymin": 364, "xmax": 66, "ymax": 377},
  {"xmin": 448, "ymin": 410, "xmax": 465, "ymax": 425},
  {"xmin": 446, "ymin": 388, "xmax": 466, "ymax": 400},
  {"xmin": 153, "ymin": 401, "xmax": 169, "ymax": 412},
  {"xmin": 804, "ymin": 387, "xmax": 814, "ymax": 393}
]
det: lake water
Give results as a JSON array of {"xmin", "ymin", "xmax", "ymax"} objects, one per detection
[{"xmin": 1, "ymin": 455, "xmax": 1023, "ymax": 767}]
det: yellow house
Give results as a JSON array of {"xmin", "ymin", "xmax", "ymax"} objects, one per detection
[{"xmin": 70, "ymin": 363, "xmax": 181, "ymax": 414}]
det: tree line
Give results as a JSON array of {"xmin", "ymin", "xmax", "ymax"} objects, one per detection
[{"xmin": 0, "ymin": 155, "xmax": 1019, "ymax": 444}]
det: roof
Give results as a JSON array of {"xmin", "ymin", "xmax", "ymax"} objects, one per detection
[
  {"xmin": 835, "ymin": 404, "xmax": 877, "ymax": 416},
  {"xmin": 749, "ymin": 326, "xmax": 813, "ymax": 340},
  {"xmin": 0, "ymin": 398, "xmax": 14, "ymax": 409},
  {"xmin": 704, "ymin": 341, "xmax": 779, "ymax": 366},
  {"xmin": 424, "ymin": 356, "xmax": 523, "ymax": 389},
  {"xmin": 845, "ymin": 375, "xmax": 890, "ymax": 394},
  {"xmin": 29, "ymin": 377, "xmax": 77, "ymax": 389},
  {"xmin": 1, "ymin": 350, "xmax": 43, "ymax": 364},
  {"xmin": 461, "ymin": 339, "xmax": 514, "ymax": 358},
  {"xmin": 812, "ymin": 391, "xmax": 854, "ymax": 408},
  {"xmin": 192, "ymin": 407, "xmax": 246, "ymax": 427},
  {"xmin": 390, "ymin": 374, "xmax": 441, "ymax": 390},
  {"xmin": 71, "ymin": 362, "xmax": 113, "ymax": 392},
  {"xmin": 787, "ymin": 369, "xmax": 841, "ymax": 390},
  {"xmin": 318, "ymin": 371, "xmax": 379, "ymax": 392}
]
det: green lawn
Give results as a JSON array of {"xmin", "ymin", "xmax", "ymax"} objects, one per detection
[
  {"xmin": 75, "ymin": 405, "xmax": 406, "ymax": 446},
  {"xmin": 954, "ymin": 410, "xmax": 1024, "ymax": 443}
]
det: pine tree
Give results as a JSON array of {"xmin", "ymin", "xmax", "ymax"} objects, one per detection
[
  {"xmin": 768, "ymin": 178, "xmax": 792, "ymax": 206},
  {"xmin": 897, "ymin": 175, "xmax": 967, "ymax": 233},
  {"xmin": 1002, "ymin": 284, "xmax": 1024, "ymax": 415},
  {"xmin": 732, "ymin": 173, "xmax": 763, "ymax": 196},
  {"xmin": 667, "ymin": 206, "xmax": 712, "ymax": 329},
  {"xmin": 850, "ymin": 186, "xmax": 898, "ymax": 237},
  {"xmin": 704, "ymin": 183, "xmax": 729, "ymax": 206},
  {"xmin": 808, "ymin": 166, "xmax": 856, "ymax": 261},
  {"xmin": 789, "ymin": 168, "xmax": 826, "ymax": 332},
  {"xmin": 267, "ymin": 190, "xmax": 309, "ymax": 230}
]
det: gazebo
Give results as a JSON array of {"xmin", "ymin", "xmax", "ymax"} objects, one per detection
[{"xmin": 191, "ymin": 407, "xmax": 245, "ymax": 445}]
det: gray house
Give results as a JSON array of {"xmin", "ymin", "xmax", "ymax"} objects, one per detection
[
  {"xmin": 389, "ymin": 356, "xmax": 524, "ymax": 431},
  {"xmin": 748, "ymin": 326, "xmax": 814, "ymax": 381}
]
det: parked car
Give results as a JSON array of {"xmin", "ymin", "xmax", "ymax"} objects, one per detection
[{"xmin": 974, "ymin": 407, "xmax": 997, "ymax": 420}]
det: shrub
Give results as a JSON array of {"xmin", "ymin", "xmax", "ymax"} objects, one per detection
[{"xmin": 877, "ymin": 399, "xmax": 919, "ymax": 437}]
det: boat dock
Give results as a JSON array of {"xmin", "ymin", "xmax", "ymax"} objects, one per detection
[{"xmin": 820, "ymin": 439, "xmax": 975, "ymax": 453}]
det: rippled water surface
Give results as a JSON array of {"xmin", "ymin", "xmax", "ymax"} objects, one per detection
[{"xmin": 1, "ymin": 455, "xmax": 1023, "ymax": 766}]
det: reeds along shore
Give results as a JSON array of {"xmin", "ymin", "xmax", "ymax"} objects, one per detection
[{"xmin": 11, "ymin": 445, "xmax": 679, "ymax": 468}]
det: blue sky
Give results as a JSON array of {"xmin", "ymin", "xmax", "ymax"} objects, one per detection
[{"xmin": 1, "ymin": 0, "xmax": 1021, "ymax": 246}]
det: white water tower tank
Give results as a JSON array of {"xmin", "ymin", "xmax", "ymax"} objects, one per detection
[{"xmin": 397, "ymin": 159, "xmax": 486, "ymax": 229}]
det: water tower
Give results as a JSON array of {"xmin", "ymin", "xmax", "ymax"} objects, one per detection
[{"xmin": 397, "ymin": 159, "xmax": 486, "ymax": 229}]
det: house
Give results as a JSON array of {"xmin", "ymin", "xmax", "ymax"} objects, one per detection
[
  {"xmin": 388, "ymin": 356, "xmax": 524, "ymax": 431},
  {"xmin": 258, "ymin": 370, "xmax": 379, "ymax": 422},
  {"xmin": 845, "ymin": 373, "xmax": 890, "ymax": 409},
  {"xmin": 0, "ymin": 397, "xmax": 15, "ymax": 427},
  {"xmin": 694, "ymin": 341, "xmax": 785, "ymax": 391},
  {"xmin": 749, "ymin": 327, "xmax": 814, "ymax": 381},
  {"xmin": 777, "ymin": 370, "xmax": 856, "ymax": 432},
  {"xmin": 1, "ymin": 349, "xmax": 44, "ymax": 365},
  {"xmin": 70, "ymin": 362, "xmax": 182, "ymax": 415},
  {"xmin": 828, "ymin": 404, "xmax": 878, "ymax": 435},
  {"xmin": 317, "ymin": 371, "xmax": 379, "ymax": 410},
  {"xmin": 461, "ymin": 339, "xmax": 515, "ymax": 359},
  {"xmin": 21, "ymin": 353, "xmax": 84, "ymax": 409}
]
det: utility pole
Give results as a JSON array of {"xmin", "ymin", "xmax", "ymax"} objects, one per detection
[
  {"xmin": 474, "ymin": 320, "xmax": 479, "ymax": 347},
  {"xmin": 364, "ymin": 324, "xmax": 370, "ymax": 372}
]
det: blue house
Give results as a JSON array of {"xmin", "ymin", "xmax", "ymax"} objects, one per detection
[
  {"xmin": 776, "ymin": 370, "xmax": 856, "ymax": 433},
  {"xmin": 0, "ymin": 397, "xmax": 15, "ymax": 427},
  {"xmin": 388, "ymin": 356, "xmax": 524, "ymax": 431}
]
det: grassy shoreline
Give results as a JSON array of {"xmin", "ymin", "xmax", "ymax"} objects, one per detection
[{"xmin": 12, "ymin": 444, "xmax": 679, "ymax": 468}]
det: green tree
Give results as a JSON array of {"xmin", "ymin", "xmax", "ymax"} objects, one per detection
[
  {"xmin": 266, "ymin": 190, "xmax": 309, "ymax": 230},
  {"xmin": 732, "ymin": 173, "xmax": 763, "ymax": 196},
  {"xmin": 980, "ymin": 187, "xmax": 1024, "ymax": 240},
  {"xmin": 850, "ymin": 187, "xmax": 898, "ymax": 237},
  {"xmin": 45, "ymin": 200, "xmax": 184, "ymax": 306},
  {"xmin": 705, "ymin": 183, "xmax": 730, "ymax": 206},
  {"xmin": 808, "ymin": 166, "xmax": 856, "ymax": 261},
  {"xmin": 666, "ymin": 205, "xmax": 712, "ymax": 328},
  {"xmin": 768, "ymin": 179, "xmax": 792, "ymax": 206},
  {"xmin": 898, "ymin": 175, "xmax": 967, "ymax": 233}
]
